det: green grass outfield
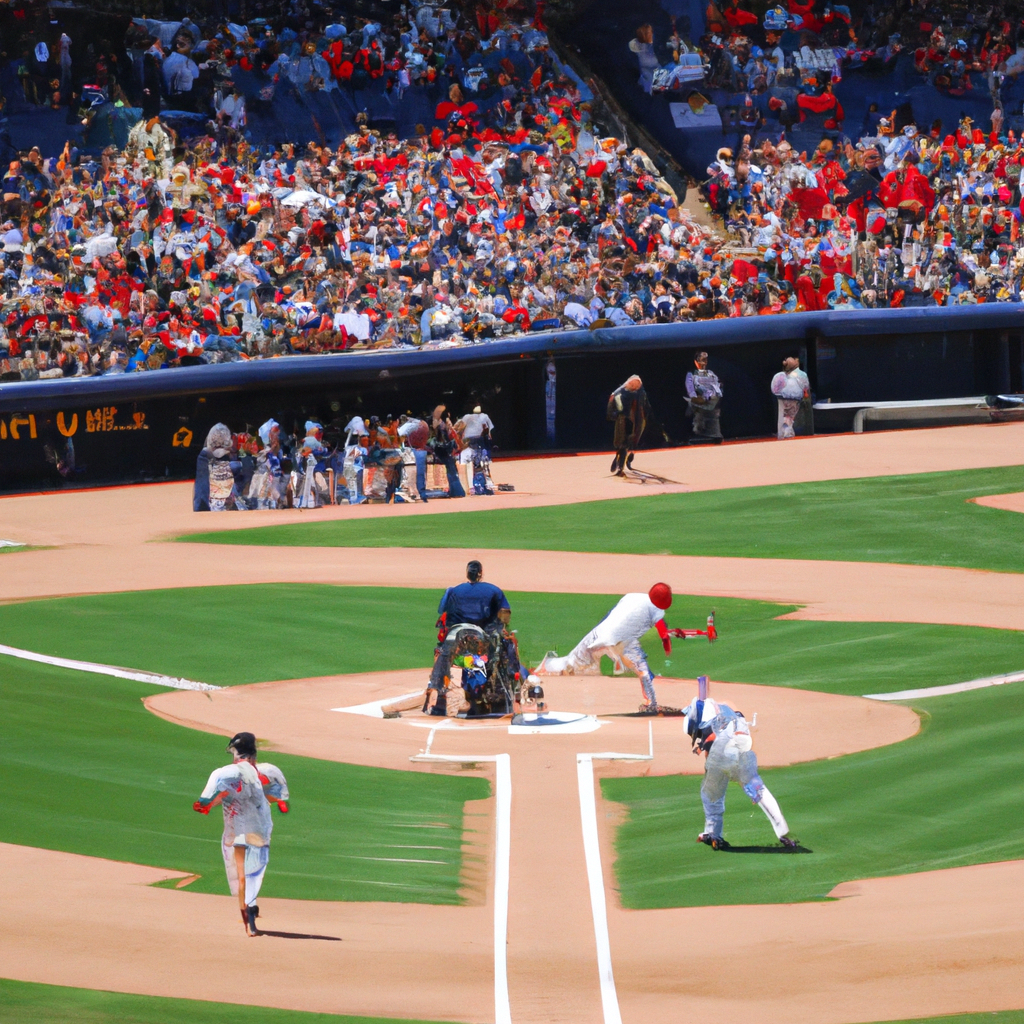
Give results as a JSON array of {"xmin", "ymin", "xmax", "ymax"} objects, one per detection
[
  {"xmin": 0, "ymin": 584, "xmax": 1018, "ymax": 698},
  {"xmin": 0, "ymin": 979, "xmax": 458, "ymax": 1024},
  {"xmin": 177, "ymin": 466, "xmax": 1024, "ymax": 573},
  {"xmin": 2, "ymin": 584, "xmax": 1022, "ymax": 908},
  {"xmin": 0, "ymin": 653, "xmax": 484, "ymax": 903},
  {"xmin": 602, "ymin": 683, "xmax": 1024, "ymax": 908},
  {"xmin": 2, "ymin": 980, "xmax": 1016, "ymax": 1024}
]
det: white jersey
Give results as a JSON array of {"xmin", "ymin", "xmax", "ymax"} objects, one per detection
[
  {"xmin": 588, "ymin": 593, "xmax": 664, "ymax": 648},
  {"xmin": 201, "ymin": 760, "xmax": 289, "ymax": 847}
]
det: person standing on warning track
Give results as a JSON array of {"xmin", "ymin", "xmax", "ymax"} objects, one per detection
[
  {"xmin": 193, "ymin": 732, "xmax": 290, "ymax": 937},
  {"xmin": 607, "ymin": 375, "xmax": 651, "ymax": 475},
  {"xmin": 537, "ymin": 583, "xmax": 688, "ymax": 713},
  {"xmin": 685, "ymin": 351, "xmax": 723, "ymax": 442},
  {"xmin": 682, "ymin": 691, "xmax": 799, "ymax": 850}
]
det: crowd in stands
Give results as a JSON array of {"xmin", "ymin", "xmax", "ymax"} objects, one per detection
[
  {"xmin": 193, "ymin": 403, "xmax": 503, "ymax": 509},
  {"xmin": 3, "ymin": 0, "xmax": 1024, "ymax": 383}
]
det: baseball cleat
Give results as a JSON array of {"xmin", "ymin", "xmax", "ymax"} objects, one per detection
[
  {"xmin": 697, "ymin": 832, "xmax": 730, "ymax": 850},
  {"xmin": 637, "ymin": 703, "xmax": 682, "ymax": 716},
  {"xmin": 382, "ymin": 710, "xmax": 400, "ymax": 719},
  {"xmin": 536, "ymin": 652, "xmax": 557, "ymax": 674},
  {"xmin": 780, "ymin": 835, "xmax": 799, "ymax": 849},
  {"xmin": 245, "ymin": 905, "xmax": 260, "ymax": 936}
]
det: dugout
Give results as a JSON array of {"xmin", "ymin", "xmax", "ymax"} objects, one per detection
[{"xmin": 0, "ymin": 305, "xmax": 1021, "ymax": 492}]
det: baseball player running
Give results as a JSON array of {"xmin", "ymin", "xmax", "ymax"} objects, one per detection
[
  {"xmin": 193, "ymin": 732, "xmax": 290, "ymax": 936},
  {"xmin": 682, "ymin": 683, "xmax": 798, "ymax": 850},
  {"xmin": 536, "ymin": 584, "xmax": 708, "ymax": 713}
]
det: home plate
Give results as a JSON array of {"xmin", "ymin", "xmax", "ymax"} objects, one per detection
[{"xmin": 508, "ymin": 711, "xmax": 601, "ymax": 735}]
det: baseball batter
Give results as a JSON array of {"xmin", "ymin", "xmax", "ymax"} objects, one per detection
[
  {"xmin": 193, "ymin": 732, "xmax": 290, "ymax": 936},
  {"xmin": 537, "ymin": 583, "xmax": 684, "ymax": 713},
  {"xmin": 682, "ymin": 689, "xmax": 798, "ymax": 850}
]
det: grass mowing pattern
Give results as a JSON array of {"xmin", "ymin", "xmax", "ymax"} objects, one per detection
[
  {"xmin": 0, "ymin": 982, "xmax": 1018, "ymax": 1024},
  {"xmin": 177, "ymin": 466, "xmax": 1024, "ymax": 573},
  {"xmin": 602, "ymin": 684, "xmax": 1024, "ymax": 908},
  {"xmin": 0, "ymin": 979, "xmax": 458, "ymax": 1024},
  {"xmin": 0, "ymin": 653, "xmax": 484, "ymax": 904},
  {"xmin": 0, "ymin": 585, "xmax": 1019, "ymax": 698}
]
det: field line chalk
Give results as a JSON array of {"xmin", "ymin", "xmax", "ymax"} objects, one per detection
[
  {"xmin": 0, "ymin": 643, "xmax": 221, "ymax": 691},
  {"xmin": 410, "ymin": 748, "xmax": 511, "ymax": 1024},
  {"xmin": 864, "ymin": 669, "xmax": 1024, "ymax": 701},
  {"xmin": 577, "ymin": 722, "xmax": 654, "ymax": 1024}
]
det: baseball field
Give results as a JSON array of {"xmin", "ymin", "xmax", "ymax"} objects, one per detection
[{"xmin": 1, "ymin": 422, "xmax": 1023, "ymax": 1024}]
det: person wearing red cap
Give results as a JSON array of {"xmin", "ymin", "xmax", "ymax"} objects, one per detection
[{"xmin": 537, "ymin": 583, "xmax": 681, "ymax": 713}]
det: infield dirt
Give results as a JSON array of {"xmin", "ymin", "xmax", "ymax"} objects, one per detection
[{"xmin": 1, "ymin": 423, "xmax": 1022, "ymax": 1024}]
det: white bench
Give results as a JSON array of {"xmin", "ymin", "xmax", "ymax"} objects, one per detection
[{"xmin": 812, "ymin": 397, "xmax": 989, "ymax": 433}]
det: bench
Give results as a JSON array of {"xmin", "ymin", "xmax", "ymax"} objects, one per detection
[{"xmin": 812, "ymin": 397, "xmax": 991, "ymax": 433}]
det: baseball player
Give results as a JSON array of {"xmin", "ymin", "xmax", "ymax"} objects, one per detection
[
  {"xmin": 193, "ymin": 732, "xmax": 290, "ymax": 936},
  {"xmin": 682, "ymin": 683, "xmax": 798, "ymax": 850},
  {"xmin": 537, "ymin": 584, "xmax": 701, "ymax": 713}
]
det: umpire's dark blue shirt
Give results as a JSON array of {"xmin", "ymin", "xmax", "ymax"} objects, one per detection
[{"xmin": 439, "ymin": 581, "xmax": 510, "ymax": 627}]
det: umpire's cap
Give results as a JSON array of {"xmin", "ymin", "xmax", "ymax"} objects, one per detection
[{"xmin": 227, "ymin": 732, "xmax": 258, "ymax": 758}]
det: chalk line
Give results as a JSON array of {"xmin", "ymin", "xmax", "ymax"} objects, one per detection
[
  {"xmin": 864, "ymin": 670, "xmax": 1024, "ymax": 701},
  {"xmin": 576, "ymin": 722, "xmax": 654, "ymax": 1024},
  {"xmin": 411, "ymin": 746, "xmax": 511, "ymax": 1024},
  {"xmin": 0, "ymin": 643, "xmax": 221, "ymax": 691}
]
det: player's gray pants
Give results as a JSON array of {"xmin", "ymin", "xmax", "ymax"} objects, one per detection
[
  {"xmin": 223, "ymin": 839, "xmax": 270, "ymax": 906},
  {"xmin": 545, "ymin": 637, "xmax": 657, "ymax": 704},
  {"xmin": 701, "ymin": 741, "xmax": 789, "ymax": 839}
]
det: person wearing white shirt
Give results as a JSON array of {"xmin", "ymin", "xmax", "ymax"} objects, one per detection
[
  {"xmin": 770, "ymin": 354, "xmax": 810, "ymax": 439},
  {"xmin": 537, "ymin": 584, "xmax": 685, "ymax": 712},
  {"xmin": 193, "ymin": 732, "xmax": 289, "ymax": 936},
  {"xmin": 683, "ymin": 693, "xmax": 798, "ymax": 850}
]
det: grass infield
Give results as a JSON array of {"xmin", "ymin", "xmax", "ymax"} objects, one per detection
[
  {"xmin": 0, "ymin": 584, "xmax": 1019, "ymax": 698},
  {"xmin": 602, "ymin": 683, "xmax": 1024, "ymax": 908},
  {"xmin": 176, "ymin": 466, "xmax": 1024, "ymax": 573},
  {"xmin": 2, "ymin": 585, "xmax": 1021, "ymax": 908},
  {"xmin": 0, "ymin": 981, "xmax": 1019, "ymax": 1024},
  {"xmin": 0, "ymin": 650, "xmax": 485, "ymax": 904},
  {"xmin": 0, "ymin": 979, "xmax": 458, "ymax": 1024}
]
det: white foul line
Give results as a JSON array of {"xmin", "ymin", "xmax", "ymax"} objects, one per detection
[
  {"xmin": 864, "ymin": 669, "xmax": 1024, "ymax": 701},
  {"xmin": 576, "ymin": 722, "xmax": 654, "ymax": 1024},
  {"xmin": 411, "ymin": 746, "xmax": 511, "ymax": 1024},
  {"xmin": 0, "ymin": 642, "xmax": 221, "ymax": 691}
]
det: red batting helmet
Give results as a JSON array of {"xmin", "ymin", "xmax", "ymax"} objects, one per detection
[{"xmin": 649, "ymin": 583, "xmax": 672, "ymax": 609}]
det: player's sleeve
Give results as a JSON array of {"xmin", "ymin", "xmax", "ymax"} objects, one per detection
[
  {"xmin": 257, "ymin": 762, "xmax": 290, "ymax": 801},
  {"xmin": 199, "ymin": 764, "xmax": 235, "ymax": 800},
  {"xmin": 496, "ymin": 586, "xmax": 510, "ymax": 612},
  {"xmin": 438, "ymin": 587, "xmax": 453, "ymax": 615}
]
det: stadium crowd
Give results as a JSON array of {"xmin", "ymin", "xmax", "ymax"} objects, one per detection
[{"xmin": 2, "ymin": 0, "xmax": 1024, "ymax": 382}]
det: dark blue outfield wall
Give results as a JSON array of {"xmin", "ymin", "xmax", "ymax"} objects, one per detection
[{"xmin": 1, "ymin": 305, "xmax": 1022, "ymax": 492}]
